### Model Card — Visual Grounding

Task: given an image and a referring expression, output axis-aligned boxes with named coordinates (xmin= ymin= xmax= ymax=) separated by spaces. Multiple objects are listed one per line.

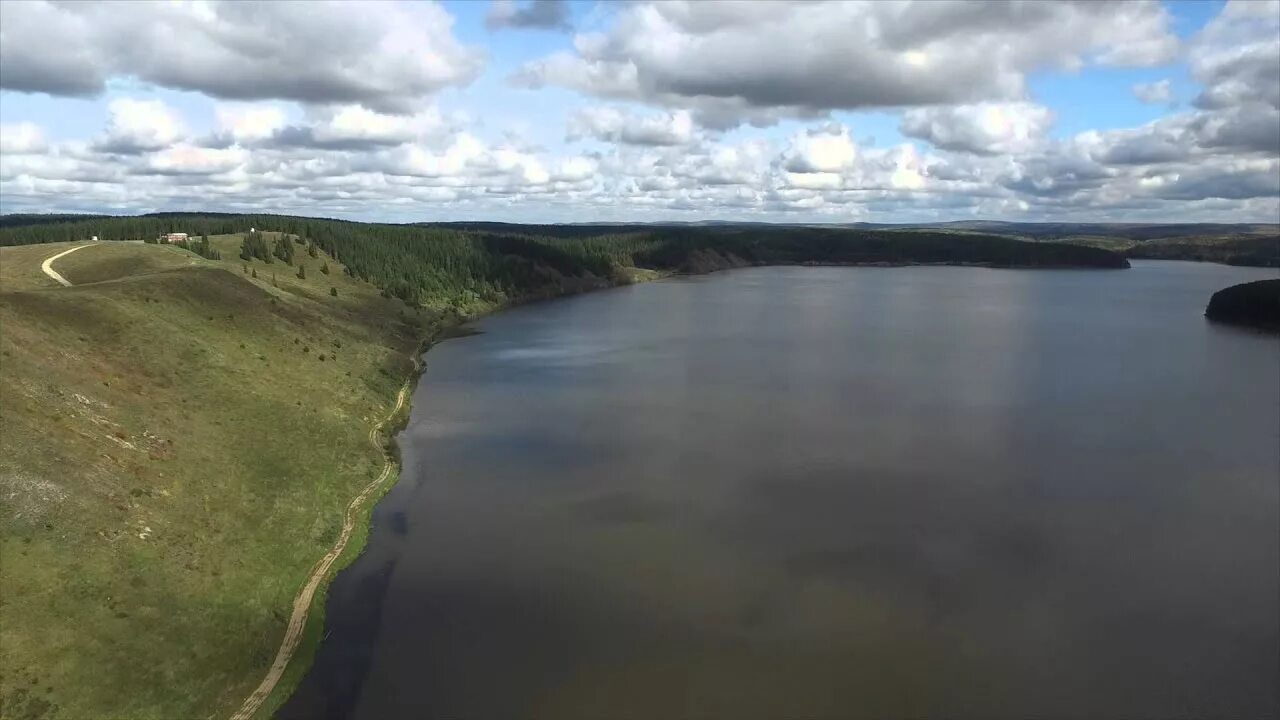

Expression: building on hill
xmin=162 ymin=233 xmax=188 ymax=244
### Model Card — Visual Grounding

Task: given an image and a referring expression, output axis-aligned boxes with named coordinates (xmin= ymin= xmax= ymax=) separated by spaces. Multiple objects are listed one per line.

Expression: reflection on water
xmin=282 ymin=262 xmax=1280 ymax=720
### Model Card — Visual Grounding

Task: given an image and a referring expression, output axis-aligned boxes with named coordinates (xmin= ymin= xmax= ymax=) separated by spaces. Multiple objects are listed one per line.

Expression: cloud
xmin=1133 ymin=79 xmax=1175 ymax=106
xmin=901 ymin=102 xmax=1053 ymax=155
xmin=0 ymin=1 xmax=483 ymax=114
xmin=1189 ymin=0 xmax=1280 ymax=111
xmin=213 ymin=104 xmax=288 ymax=145
xmin=781 ymin=124 xmax=858 ymax=173
xmin=514 ymin=0 xmax=1178 ymax=126
xmin=0 ymin=123 xmax=48 ymax=155
xmin=486 ymin=0 xmax=571 ymax=31
xmin=141 ymin=144 xmax=246 ymax=176
xmin=567 ymin=107 xmax=695 ymax=146
xmin=93 ymin=99 xmax=186 ymax=154
xmin=0 ymin=2 xmax=1275 ymax=224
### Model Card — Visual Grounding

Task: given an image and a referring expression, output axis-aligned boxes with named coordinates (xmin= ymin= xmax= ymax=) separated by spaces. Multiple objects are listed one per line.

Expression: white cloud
xmin=143 ymin=144 xmax=246 ymax=176
xmin=781 ymin=124 xmax=858 ymax=173
xmin=1133 ymin=79 xmax=1175 ymax=106
xmin=0 ymin=1 xmax=482 ymax=113
xmin=515 ymin=0 xmax=1178 ymax=127
xmin=94 ymin=99 xmax=185 ymax=154
xmin=0 ymin=122 xmax=48 ymax=154
xmin=0 ymin=0 xmax=1275 ymax=224
xmin=1189 ymin=0 xmax=1280 ymax=111
xmin=567 ymin=107 xmax=695 ymax=146
xmin=901 ymin=103 xmax=1053 ymax=155
xmin=214 ymin=104 xmax=287 ymax=144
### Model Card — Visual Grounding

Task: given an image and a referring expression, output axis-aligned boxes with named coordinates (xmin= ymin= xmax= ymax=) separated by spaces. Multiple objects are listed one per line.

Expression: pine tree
xmin=240 ymin=232 xmax=271 ymax=263
xmin=297 ymin=264 xmax=307 ymax=280
xmin=251 ymin=268 xmax=258 ymax=279
xmin=272 ymin=236 xmax=294 ymax=265
xmin=330 ymin=287 xmax=338 ymax=297
xmin=320 ymin=261 xmax=330 ymax=275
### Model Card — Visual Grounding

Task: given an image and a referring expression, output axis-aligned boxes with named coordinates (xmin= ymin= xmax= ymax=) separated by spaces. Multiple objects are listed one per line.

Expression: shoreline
xmin=233 ymin=325 xmax=448 ymax=720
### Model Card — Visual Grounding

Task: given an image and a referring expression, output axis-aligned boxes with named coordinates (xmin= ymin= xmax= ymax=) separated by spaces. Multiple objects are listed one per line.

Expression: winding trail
xmin=230 ymin=364 xmax=417 ymax=720
xmin=40 ymin=243 xmax=97 ymax=286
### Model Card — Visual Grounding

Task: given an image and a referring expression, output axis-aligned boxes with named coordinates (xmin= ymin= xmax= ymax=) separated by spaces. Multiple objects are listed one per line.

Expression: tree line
xmin=1 ymin=213 xmax=1129 ymax=310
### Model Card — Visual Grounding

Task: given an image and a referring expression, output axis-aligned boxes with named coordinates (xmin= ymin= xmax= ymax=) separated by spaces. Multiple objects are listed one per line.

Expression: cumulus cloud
xmin=0 ymin=1 xmax=1276 ymax=224
xmin=1133 ymin=79 xmax=1175 ymax=106
xmin=213 ymin=104 xmax=288 ymax=145
xmin=0 ymin=1 xmax=482 ymax=113
xmin=567 ymin=107 xmax=695 ymax=146
xmin=515 ymin=0 xmax=1178 ymax=126
xmin=901 ymin=103 xmax=1053 ymax=155
xmin=1189 ymin=0 xmax=1280 ymax=111
xmin=781 ymin=124 xmax=858 ymax=173
xmin=142 ymin=144 xmax=246 ymax=176
xmin=486 ymin=0 xmax=571 ymax=31
xmin=0 ymin=122 xmax=48 ymax=155
xmin=93 ymin=99 xmax=186 ymax=154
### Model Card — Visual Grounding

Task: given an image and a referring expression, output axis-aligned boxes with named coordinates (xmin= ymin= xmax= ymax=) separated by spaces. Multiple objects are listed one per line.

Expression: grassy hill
xmin=0 ymin=237 xmax=434 ymax=720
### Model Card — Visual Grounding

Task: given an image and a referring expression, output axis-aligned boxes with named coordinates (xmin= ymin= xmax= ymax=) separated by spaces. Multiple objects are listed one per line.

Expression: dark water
xmin=282 ymin=262 xmax=1280 ymax=720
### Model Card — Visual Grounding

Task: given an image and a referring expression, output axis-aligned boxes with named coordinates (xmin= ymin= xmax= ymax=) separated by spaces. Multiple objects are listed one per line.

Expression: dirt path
xmin=229 ymin=365 xmax=417 ymax=720
xmin=40 ymin=243 xmax=98 ymax=286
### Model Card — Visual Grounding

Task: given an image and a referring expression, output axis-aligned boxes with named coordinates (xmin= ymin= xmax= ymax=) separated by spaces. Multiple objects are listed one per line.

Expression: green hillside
xmin=0 ymin=238 xmax=431 ymax=720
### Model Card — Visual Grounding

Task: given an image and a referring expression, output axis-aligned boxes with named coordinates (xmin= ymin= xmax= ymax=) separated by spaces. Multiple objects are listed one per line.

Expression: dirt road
xmin=229 ymin=366 xmax=416 ymax=720
xmin=40 ymin=243 xmax=97 ymax=286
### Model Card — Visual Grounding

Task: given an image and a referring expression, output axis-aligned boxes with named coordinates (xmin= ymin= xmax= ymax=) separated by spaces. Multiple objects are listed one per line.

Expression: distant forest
xmin=0 ymin=213 xmax=1136 ymax=308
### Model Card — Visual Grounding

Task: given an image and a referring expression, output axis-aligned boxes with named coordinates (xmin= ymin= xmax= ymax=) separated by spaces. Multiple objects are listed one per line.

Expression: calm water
xmin=283 ymin=261 xmax=1280 ymax=720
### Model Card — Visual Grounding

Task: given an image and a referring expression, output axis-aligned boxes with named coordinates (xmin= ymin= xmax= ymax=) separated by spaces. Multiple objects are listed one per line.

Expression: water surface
xmin=283 ymin=261 xmax=1279 ymax=719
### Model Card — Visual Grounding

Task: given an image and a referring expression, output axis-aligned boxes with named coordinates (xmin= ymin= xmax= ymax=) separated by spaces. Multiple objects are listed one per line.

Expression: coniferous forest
xmin=0 ymin=212 xmax=1132 ymax=309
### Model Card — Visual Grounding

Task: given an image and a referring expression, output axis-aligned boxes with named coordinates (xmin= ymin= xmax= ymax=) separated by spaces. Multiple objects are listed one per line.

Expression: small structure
xmin=162 ymin=233 xmax=189 ymax=244
xmin=91 ymin=235 xmax=99 ymax=242
xmin=249 ymin=227 xmax=256 ymax=234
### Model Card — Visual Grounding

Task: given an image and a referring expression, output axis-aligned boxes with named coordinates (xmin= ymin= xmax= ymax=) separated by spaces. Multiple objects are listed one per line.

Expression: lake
xmin=282 ymin=261 xmax=1279 ymax=720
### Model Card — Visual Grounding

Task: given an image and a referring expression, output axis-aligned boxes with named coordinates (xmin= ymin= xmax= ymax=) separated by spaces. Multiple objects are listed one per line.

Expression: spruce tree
xmin=297 ymin=264 xmax=306 ymax=280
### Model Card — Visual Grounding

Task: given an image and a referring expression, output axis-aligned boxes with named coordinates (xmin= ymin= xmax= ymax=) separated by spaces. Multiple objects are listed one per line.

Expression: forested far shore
xmin=0 ymin=214 xmax=1134 ymax=312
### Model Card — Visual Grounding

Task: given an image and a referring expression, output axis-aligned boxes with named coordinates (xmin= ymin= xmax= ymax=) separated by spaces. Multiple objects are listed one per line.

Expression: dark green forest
xmin=1204 ymin=279 xmax=1280 ymax=331
xmin=0 ymin=213 xmax=1130 ymax=309
xmin=1128 ymin=236 xmax=1280 ymax=267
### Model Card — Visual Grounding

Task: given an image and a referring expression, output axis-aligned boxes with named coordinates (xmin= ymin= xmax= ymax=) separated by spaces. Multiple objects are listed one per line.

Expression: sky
xmin=0 ymin=0 xmax=1276 ymax=224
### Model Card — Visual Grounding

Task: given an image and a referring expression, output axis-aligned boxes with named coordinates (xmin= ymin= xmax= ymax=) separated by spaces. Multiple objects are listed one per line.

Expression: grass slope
xmin=0 ymin=238 xmax=433 ymax=720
